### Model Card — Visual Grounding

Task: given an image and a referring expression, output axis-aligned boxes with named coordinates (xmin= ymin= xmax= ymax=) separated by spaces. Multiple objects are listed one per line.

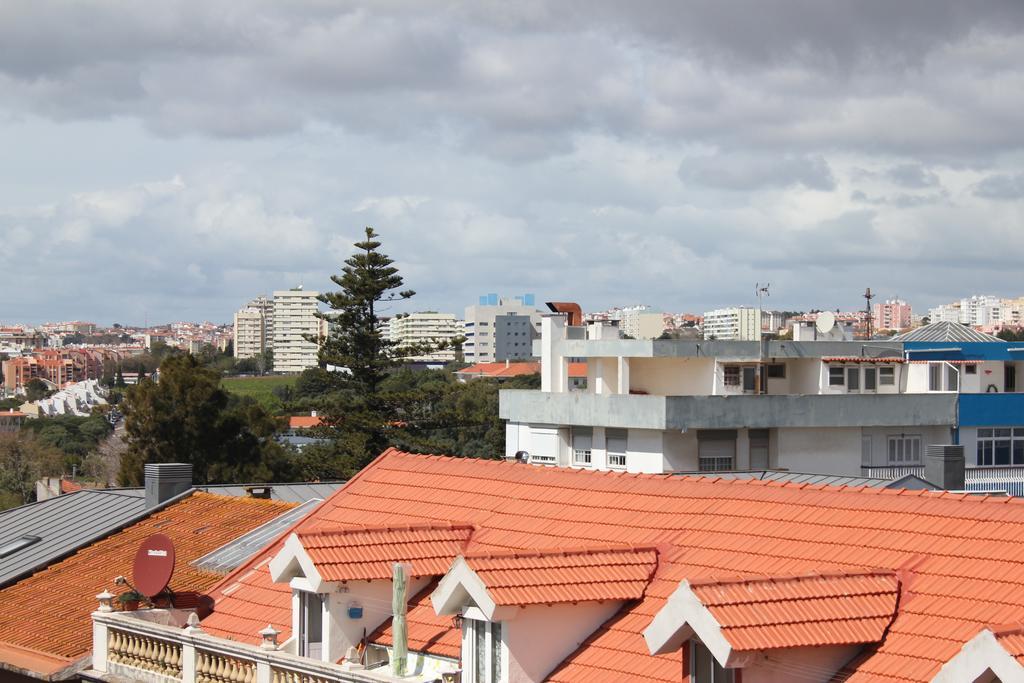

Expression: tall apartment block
xmin=873 ymin=299 xmax=913 ymax=331
xmin=272 ymin=288 xmax=323 ymax=373
xmin=233 ymin=308 xmax=265 ymax=359
xmin=702 ymin=307 xmax=760 ymax=340
xmin=463 ymin=294 xmax=541 ymax=363
xmin=387 ymin=312 xmax=461 ymax=363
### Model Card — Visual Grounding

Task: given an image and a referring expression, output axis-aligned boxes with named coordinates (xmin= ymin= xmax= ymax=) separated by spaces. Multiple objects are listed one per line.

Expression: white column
xmin=91 ymin=616 xmax=108 ymax=673
xmin=592 ymin=427 xmax=608 ymax=470
xmin=181 ymin=643 xmax=197 ymax=682
xmin=256 ymin=661 xmax=272 ymax=683
xmin=617 ymin=357 xmax=630 ymax=395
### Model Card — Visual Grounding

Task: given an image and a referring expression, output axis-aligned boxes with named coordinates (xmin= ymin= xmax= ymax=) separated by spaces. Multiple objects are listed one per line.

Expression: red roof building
xmin=83 ymin=448 xmax=1023 ymax=683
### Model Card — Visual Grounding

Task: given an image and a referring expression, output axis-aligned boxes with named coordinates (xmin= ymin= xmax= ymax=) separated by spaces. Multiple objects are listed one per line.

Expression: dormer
xmin=268 ymin=522 xmax=474 ymax=662
xmin=644 ymin=570 xmax=901 ymax=682
xmin=432 ymin=546 xmax=658 ymax=683
xmin=933 ymin=624 xmax=1024 ymax=682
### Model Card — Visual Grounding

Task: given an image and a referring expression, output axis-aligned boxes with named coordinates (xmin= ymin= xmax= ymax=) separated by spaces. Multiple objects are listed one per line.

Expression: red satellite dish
xmin=133 ymin=534 xmax=176 ymax=598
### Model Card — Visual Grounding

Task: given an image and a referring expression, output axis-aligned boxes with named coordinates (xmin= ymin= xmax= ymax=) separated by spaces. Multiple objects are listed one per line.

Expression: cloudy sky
xmin=2 ymin=1 xmax=1023 ymax=325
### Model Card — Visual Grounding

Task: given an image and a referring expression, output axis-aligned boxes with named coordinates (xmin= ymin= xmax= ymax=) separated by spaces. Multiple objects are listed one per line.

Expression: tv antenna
xmin=863 ymin=287 xmax=875 ymax=339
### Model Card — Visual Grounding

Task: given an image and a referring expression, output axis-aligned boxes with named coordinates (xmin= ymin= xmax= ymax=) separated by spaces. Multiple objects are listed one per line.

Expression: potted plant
xmin=117 ymin=590 xmax=144 ymax=611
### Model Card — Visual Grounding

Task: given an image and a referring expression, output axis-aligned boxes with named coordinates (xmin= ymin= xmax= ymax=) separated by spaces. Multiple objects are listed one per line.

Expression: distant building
xmin=702 ymin=307 xmax=759 ymax=340
xmin=760 ymin=310 xmax=791 ymax=334
xmin=272 ymin=288 xmax=324 ymax=373
xmin=463 ymin=294 xmax=541 ymax=363
xmin=233 ymin=307 xmax=266 ymax=360
xmin=873 ymin=299 xmax=913 ymax=331
xmin=387 ymin=312 xmax=461 ymax=363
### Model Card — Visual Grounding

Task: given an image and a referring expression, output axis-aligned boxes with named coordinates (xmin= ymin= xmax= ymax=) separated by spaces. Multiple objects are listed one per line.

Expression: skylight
xmin=0 ymin=535 xmax=42 ymax=558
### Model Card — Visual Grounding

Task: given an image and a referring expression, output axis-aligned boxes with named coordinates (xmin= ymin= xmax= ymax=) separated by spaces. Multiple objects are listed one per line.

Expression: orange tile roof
xmin=60 ymin=479 xmax=83 ymax=494
xmin=689 ymin=570 xmax=900 ymax=652
xmin=457 ymin=361 xmax=541 ymax=377
xmin=298 ymin=522 xmax=474 ymax=582
xmin=370 ymin=581 xmax=461 ymax=659
xmin=0 ymin=492 xmax=294 ymax=674
xmin=288 ymin=415 xmax=322 ymax=429
xmin=204 ymin=449 xmax=1024 ymax=682
xmin=464 ymin=546 xmax=658 ymax=607
xmin=994 ymin=624 xmax=1024 ymax=665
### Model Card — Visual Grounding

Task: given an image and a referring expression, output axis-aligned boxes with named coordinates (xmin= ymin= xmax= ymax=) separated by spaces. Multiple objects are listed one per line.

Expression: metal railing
xmin=865 ymin=465 xmax=1024 ymax=496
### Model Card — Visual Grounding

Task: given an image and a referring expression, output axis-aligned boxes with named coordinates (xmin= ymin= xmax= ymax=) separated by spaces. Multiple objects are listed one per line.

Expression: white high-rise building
xmin=272 ymin=288 xmax=323 ymax=373
xmin=233 ymin=307 xmax=265 ymax=360
xmin=387 ymin=312 xmax=461 ymax=363
xmin=702 ymin=307 xmax=760 ymax=341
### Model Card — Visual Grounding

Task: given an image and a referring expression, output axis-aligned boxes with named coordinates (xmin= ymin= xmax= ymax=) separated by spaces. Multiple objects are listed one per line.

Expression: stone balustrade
xmin=108 ymin=628 xmax=183 ymax=679
xmin=196 ymin=651 xmax=258 ymax=683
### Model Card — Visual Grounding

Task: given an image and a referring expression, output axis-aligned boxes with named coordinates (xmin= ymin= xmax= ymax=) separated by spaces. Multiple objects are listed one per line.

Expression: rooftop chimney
xmin=145 ymin=463 xmax=193 ymax=508
xmin=924 ymin=445 xmax=965 ymax=491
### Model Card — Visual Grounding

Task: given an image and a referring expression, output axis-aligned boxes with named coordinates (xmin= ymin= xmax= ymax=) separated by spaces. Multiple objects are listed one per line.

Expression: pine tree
xmin=311 ymin=228 xmax=444 ymax=475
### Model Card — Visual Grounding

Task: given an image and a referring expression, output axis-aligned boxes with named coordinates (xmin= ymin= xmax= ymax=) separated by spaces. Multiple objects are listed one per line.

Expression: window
xmin=465 ymin=620 xmax=504 ymax=683
xmin=887 ymin=435 xmax=922 ymax=464
xmin=828 ymin=366 xmax=845 ymax=386
xmin=698 ymin=431 xmax=736 ymax=472
xmin=977 ymin=428 xmax=1024 ymax=466
xmin=298 ymin=592 xmax=324 ymax=659
xmin=572 ymin=427 xmax=592 ymax=466
xmin=880 ymin=367 xmax=895 ymax=386
xmin=766 ymin=363 xmax=786 ymax=379
xmin=691 ymin=640 xmax=733 ymax=683
xmin=607 ymin=428 xmax=627 ymax=469
xmin=847 ymin=367 xmax=860 ymax=391
xmin=0 ymin=535 xmax=41 ymax=558
xmin=947 ymin=365 xmax=959 ymax=392
xmin=965 ymin=364 xmax=978 ymax=375
xmin=742 ymin=367 xmax=756 ymax=392
xmin=723 ymin=366 xmax=740 ymax=387
xmin=749 ymin=429 xmax=769 ymax=469
xmin=929 ymin=363 xmax=942 ymax=391
xmin=864 ymin=367 xmax=877 ymax=391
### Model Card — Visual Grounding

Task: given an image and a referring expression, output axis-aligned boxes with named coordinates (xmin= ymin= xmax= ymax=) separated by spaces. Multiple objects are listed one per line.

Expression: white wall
xmin=628 ymin=358 xmax=715 ymax=396
xmin=324 ymin=578 xmax=430 ymax=663
xmin=776 ymin=428 xmax=863 ymax=475
xmin=743 ymin=644 xmax=861 ymax=683
xmin=860 ymin=425 xmax=952 ymax=468
xmin=663 ymin=430 xmax=699 ymax=471
xmin=627 ymin=428 xmax=666 ymax=473
xmin=506 ymin=601 xmax=623 ymax=683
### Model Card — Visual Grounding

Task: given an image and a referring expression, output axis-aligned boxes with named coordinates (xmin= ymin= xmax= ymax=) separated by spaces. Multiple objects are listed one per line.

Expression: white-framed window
xmin=698 ymin=431 xmax=736 ymax=472
xmin=298 ymin=591 xmax=324 ymax=660
xmin=887 ymin=435 xmax=922 ymax=464
xmin=965 ymin=364 xmax=978 ymax=375
xmin=464 ymin=619 xmax=506 ymax=683
xmin=828 ymin=366 xmax=845 ymax=386
xmin=976 ymin=428 xmax=1024 ymax=466
xmin=879 ymin=366 xmax=895 ymax=386
xmin=864 ymin=367 xmax=877 ymax=391
xmin=847 ymin=367 xmax=860 ymax=391
xmin=607 ymin=428 xmax=627 ymax=469
xmin=691 ymin=640 xmax=733 ymax=683
xmin=723 ymin=366 xmax=740 ymax=387
xmin=928 ymin=363 xmax=942 ymax=391
xmin=572 ymin=427 xmax=592 ymax=466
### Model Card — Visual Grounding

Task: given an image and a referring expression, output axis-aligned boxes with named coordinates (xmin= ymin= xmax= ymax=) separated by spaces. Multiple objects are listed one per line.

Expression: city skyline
xmin=2 ymin=2 xmax=1023 ymax=323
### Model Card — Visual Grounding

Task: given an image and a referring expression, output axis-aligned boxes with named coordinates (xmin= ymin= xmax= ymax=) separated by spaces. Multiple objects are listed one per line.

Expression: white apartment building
xmin=233 ymin=307 xmax=265 ymax=359
xmin=272 ymin=288 xmax=323 ymax=373
xmin=463 ymin=296 xmax=542 ymax=363
xmin=619 ymin=306 xmax=666 ymax=340
xmin=500 ymin=315 xmax=972 ymax=477
xmin=387 ymin=312 xmax=461 ymax=363
xmin=702 ymin=307 xmax=760 ymax=340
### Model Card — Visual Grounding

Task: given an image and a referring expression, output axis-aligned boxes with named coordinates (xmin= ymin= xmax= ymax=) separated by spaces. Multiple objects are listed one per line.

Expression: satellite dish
xmin=815 ymin=311 xmax=836 ymax=335
xmin=133 ymin=534 xmax=176 ymax=598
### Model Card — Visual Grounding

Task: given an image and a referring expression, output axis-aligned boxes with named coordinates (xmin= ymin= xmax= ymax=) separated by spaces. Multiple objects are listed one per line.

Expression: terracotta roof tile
xmin=298 ymin=522 xmax=474 ymax=581
xmin=0 ymin=492 xmax=295 ymax=673
xmin=464 ymin=546 xmax=658 ymax=606
xmin=203 ymin=449 xmax=1024 ymax=682
xmin=689 ymin=570 xmax=901 ymax=651
xmin=288 ymin=415 xmax=323 ymax=429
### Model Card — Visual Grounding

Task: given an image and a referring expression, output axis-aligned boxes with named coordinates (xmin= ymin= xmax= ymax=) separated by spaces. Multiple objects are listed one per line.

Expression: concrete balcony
xmin=499 ymin=390 xmax=958 ymax=430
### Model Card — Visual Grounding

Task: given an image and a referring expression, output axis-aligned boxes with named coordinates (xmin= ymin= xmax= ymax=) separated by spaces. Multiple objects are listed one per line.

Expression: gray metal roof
xmin=0 ymin=488 xmax=148 ymax=587
xmin=675 ymin=470 xmax=936 ymax=490
xmin=892 ymin=321 xmax=1003 ymax=343
xmin=191 ymin=498 xmax=324 ymax=574
xmin=198 ymin=481 xmax=345 ymax=503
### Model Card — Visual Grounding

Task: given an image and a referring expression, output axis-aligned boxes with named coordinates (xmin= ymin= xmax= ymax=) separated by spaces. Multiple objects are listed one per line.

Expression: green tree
xmin=0 ymin=432 xmax=63 ymax=509
xmin=25 ymin=378 xmax=51 ymax=402
xmin=118 ymin=354 xmax=296 ymax=485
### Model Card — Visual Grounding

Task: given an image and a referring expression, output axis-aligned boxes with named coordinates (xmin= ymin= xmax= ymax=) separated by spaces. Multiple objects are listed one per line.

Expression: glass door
xmin=299 ymin=592 xmax=324 ymax=660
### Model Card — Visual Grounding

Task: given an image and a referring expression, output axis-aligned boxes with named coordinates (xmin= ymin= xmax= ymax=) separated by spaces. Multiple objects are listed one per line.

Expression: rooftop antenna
xmin=864 ymin=287 xmax=875 ymax=339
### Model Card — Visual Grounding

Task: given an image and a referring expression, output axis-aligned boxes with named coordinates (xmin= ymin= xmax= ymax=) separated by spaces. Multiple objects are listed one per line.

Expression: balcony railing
xmin=865 ymin=465 xmax=1024 ymax=496
xmin=88 ymin=610 xmax=424 ymax=683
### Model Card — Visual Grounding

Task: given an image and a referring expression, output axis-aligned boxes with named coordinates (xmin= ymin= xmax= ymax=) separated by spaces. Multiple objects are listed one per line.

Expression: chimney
xmin=145 ymin=463 xmax=193 ymax=508
xmin=924 ymin=445 xmax=965 ymax=491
